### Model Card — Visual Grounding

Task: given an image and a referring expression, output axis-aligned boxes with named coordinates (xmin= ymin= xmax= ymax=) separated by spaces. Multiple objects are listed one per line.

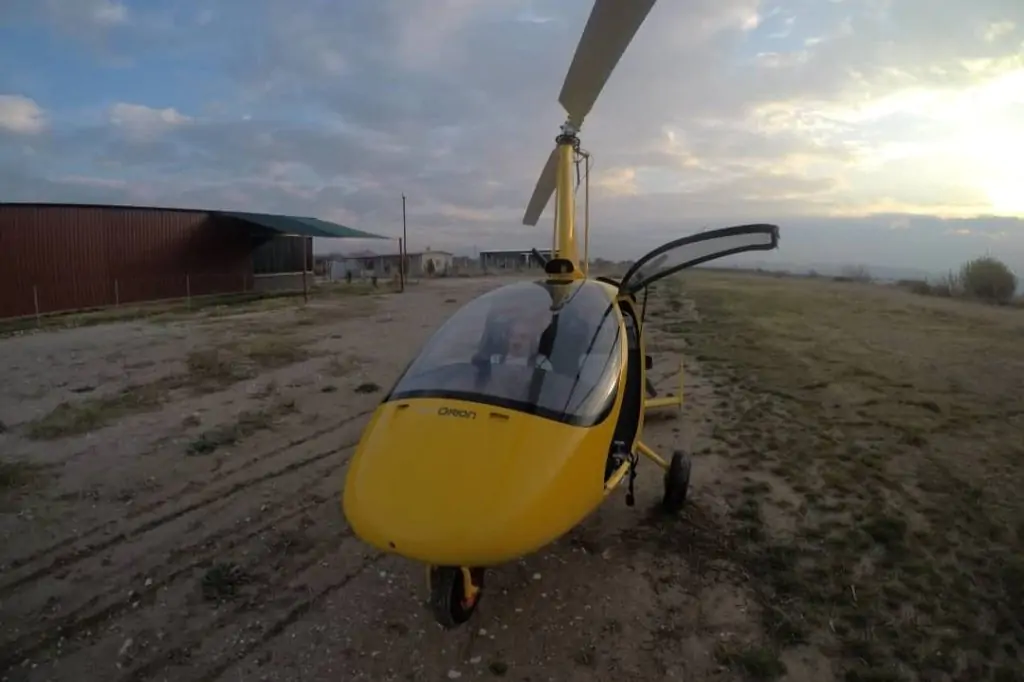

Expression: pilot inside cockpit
xmin=390 ymin=281 xmax=621 ymax=419
xmin=478 ymin=306 xmax=553 ymax=371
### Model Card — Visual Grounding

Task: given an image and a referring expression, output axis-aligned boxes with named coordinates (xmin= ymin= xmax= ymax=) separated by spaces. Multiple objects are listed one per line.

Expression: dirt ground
xmin=1 ymin=272 xmax=1022 ymax=682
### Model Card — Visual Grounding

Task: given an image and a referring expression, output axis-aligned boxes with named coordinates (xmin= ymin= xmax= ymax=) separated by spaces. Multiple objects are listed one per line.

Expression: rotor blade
xmin=559 ymin=0 xmax=658 ymax=126
xmin=522 ymin=147 xmax=559 ymax=226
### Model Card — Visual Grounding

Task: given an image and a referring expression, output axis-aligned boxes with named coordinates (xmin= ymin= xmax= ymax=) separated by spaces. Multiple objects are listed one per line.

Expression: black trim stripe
xmin=621 ymin=223 xmax=780 ymax=295
xmin=383 ymin=388 xmax=616 ymax=428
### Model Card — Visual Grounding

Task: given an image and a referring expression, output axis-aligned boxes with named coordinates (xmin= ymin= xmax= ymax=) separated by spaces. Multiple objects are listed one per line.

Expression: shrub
xmin=959 ymin=256 xmax=1018 ymax=304
xmin=898 ymin=279 xmax=933 ymax=296
xmin=839 ymin=265 xmax=872 ymax=282
xmin=925 ymin=271 xmax=959 ymax=297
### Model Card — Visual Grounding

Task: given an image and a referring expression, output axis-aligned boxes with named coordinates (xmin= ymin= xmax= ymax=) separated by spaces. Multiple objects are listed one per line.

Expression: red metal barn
xmin=0 ymin=203 xmax=385 ymax=320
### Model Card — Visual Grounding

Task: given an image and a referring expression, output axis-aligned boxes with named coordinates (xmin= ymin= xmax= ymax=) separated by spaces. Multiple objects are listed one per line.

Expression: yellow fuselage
xmin=343 ymin=392 xmax=620 ymax=565
xmin=343 ymin=284 xmax=627 ymax=566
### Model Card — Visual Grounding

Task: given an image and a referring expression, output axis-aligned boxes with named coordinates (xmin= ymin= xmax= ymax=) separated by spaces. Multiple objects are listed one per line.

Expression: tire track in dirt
xmin=118 ymin=543 xmax=384 ymax=682
xmin=4 ymin=433 xmax=369 ymax=679
xmin=189 ymin=553 xmax=384 ymax=682
xmin=2 ymin=280 xmax=503 ymax=682
xmin=0 ymin=414 xmax=371 ymax=597
xmin=0 ymin=490 xmax=336 ymax=669
xmin=16 ymin=524 xmax=360 ymax=681
xmin=3 ymin=410 xmax=374 ymax=575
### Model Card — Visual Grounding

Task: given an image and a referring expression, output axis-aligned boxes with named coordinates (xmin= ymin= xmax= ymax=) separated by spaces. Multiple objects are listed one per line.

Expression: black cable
xmin=639 ymin=287 xmax=650 ymax=329
xmin=557 ymin=304 xmax=619 ymax=415
xmin=574 ymin=149 xmax=593 ymax=196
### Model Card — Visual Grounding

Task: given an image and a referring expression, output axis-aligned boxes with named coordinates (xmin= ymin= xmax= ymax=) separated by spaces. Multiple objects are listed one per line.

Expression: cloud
xmin=982 ymin=20 xmax=1016 ymax=42
xmin=90 ymin=0 xmax=128 ymax=26
xmin=108 ymin=103 xmax=192 ymax=140
xmin=0 ymin=0 xmax=1022 ymax=271
xmin=0 ymin=95 xmax=47 ymax=135
xmin=594 ymin=168 xmax=639 ymax=197
xmin=35 ymin=0 xmax=130 ymax=29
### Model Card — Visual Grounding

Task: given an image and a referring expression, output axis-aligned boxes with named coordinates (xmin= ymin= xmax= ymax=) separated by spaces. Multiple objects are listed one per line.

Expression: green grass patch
xmin=0 ymin=458 xmax=44 ymax=490
xmin=652 ymin=271 xmax=1024 ymax=680
xmin=715 ymin=642 xmax=787 ymax=681
xmin=24 ymin=337 xmax=310 ymax=440
xmin=186 ymin=399 xmax=297 ymax=456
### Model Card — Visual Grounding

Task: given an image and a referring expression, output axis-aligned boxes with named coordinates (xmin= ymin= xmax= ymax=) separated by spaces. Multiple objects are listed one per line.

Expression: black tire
xmin=429 ymin=566 xmax=484 ymax=629
xmin=662 ymin=450 xmax=691 ymax=513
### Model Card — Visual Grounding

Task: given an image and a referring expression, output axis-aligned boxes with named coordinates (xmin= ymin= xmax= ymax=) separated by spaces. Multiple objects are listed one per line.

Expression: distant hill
xmin=699 ymin=259 xmax=942 ymax=283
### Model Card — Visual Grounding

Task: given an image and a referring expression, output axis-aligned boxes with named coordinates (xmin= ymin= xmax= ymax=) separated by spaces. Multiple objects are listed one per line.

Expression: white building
xmin=328 ymin=248 xmax=454 ymax=279
xmin=479 ymin=248 xmax=553 ymax=271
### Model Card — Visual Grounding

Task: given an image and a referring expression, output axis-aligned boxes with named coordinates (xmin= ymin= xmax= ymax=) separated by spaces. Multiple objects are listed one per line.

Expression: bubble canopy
xmin=386 ymin=280 xmax=622 ymax=427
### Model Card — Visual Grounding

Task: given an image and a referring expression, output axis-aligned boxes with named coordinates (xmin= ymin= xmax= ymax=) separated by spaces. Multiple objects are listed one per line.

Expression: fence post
xmin=302 ymin=236 xmax=309 ymax=304
xmin=398 ymin=238 xmax=405 ymax=293
xmin=114 ymin=279 xmax=120 ymax=307
xmin=186 ymin=274 xmax=192 ymax=310
xmin=33 ymin=285 xmax=40 ymax=327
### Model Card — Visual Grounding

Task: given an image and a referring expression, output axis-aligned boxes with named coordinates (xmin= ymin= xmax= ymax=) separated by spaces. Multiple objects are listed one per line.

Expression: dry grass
xmin=0 ymin=280 xmax=393 ymax=337
xmin=237 ymin=337 xmax=310 ymax=370
xmin=24 ymin=337 xmax=312 ymax=440
xmin=186 ymin=398 xmax=297 ymax=456
xmin=651 ymin=271 xmax=1024 ymax=681
xmin=0 ymin=458 xmax=42 ymax=490
xmin=714 ymin=641 xmax=788 ymax=680
xmin=24 ymin=382 xmax=175 ymax=440
xmin=0 ymin=291 xmax=286 ymax=337
xmin=324 ymin=354 xmax=361 ymax=378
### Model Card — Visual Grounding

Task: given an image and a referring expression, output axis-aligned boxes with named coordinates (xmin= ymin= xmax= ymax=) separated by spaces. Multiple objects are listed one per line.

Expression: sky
xmin=0 ymin=0 xmax=1022 ymax=275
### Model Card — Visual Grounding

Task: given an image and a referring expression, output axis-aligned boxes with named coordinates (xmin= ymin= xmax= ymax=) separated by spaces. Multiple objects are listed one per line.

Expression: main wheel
xmin=662 ymin=450 xmax=691 ymax=513
xmin=429 ymin=566 xmax=484 ymax=629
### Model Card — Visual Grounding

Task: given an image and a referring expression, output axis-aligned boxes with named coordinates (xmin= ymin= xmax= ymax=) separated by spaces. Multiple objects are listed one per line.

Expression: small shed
xmin=479 ymin=248 xmax=553 ymax=271
xmin=331 ymin=247 xmax=454 ymax=279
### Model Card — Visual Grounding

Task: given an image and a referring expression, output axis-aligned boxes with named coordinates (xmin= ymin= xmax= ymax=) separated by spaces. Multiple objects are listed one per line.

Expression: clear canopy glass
xmin=388 ymin=280 xmax=622 ymax=426
xmin=621 ymin=223 xmax=780 ymax=293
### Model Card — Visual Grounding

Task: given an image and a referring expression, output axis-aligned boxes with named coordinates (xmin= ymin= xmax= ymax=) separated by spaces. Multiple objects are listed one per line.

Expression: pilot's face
xmin=507 ymin=319 xmax=534 ymax=358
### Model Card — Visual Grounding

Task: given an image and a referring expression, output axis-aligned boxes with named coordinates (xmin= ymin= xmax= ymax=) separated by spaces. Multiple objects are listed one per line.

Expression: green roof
xmin=215 ymin=210 xmax=388 ymax=239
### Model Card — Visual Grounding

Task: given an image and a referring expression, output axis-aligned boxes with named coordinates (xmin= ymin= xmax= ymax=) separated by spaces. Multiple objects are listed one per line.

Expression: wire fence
xmin=0 ymin=272 xmax=278 ymax=322
xmin=0 ymin=264 xmax=556 ymax=328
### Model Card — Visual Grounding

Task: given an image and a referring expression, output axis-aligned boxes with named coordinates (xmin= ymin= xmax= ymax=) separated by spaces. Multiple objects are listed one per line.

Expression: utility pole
xmin=398 ymin=238 xmax=405 ymax=292
xmin=401 ymin=194 xmax=408 ymax=288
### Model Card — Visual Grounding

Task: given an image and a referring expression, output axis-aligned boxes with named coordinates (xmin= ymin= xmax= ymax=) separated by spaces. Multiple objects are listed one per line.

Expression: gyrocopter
xmin=342 ymin=0 xmax=781 ymax=628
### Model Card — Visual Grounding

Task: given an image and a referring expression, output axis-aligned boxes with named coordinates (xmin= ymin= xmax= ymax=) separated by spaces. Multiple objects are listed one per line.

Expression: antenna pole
xmin=402 ymin=194 xmax=408 ymax=286
xmin=398 ymin=238 xmax=405 ymax=292
xmin=584 ymin=152 xmax=590 ymax=277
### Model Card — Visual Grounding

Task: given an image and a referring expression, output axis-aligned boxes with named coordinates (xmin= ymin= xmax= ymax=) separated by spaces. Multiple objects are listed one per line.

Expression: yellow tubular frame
xmin=636 ymin=441 xmax=669 ymax=471
xmin=645 ymin=359 xmax=684 ymax=410
xmin=603 ymin=458 xmax=631 ymax=492
xmin=554 ymin=141 xmax=582 ymax=278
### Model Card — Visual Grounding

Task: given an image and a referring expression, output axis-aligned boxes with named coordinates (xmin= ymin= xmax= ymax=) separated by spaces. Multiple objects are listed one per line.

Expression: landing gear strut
xmin=427 ymin=566 xmax=485 ymax=628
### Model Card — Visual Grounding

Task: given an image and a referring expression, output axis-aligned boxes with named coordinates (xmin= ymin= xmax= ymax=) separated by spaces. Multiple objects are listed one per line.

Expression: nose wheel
xmin=428 ymin=566 xmax=485 ymax=628
xmin=662 ymin=450 xmax=691 ymax=513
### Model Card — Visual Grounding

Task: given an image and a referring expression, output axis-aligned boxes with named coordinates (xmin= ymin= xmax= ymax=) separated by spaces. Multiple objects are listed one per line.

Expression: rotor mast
xmin=554 ymin=122 xmax=581 ymax=277
xmin=520 ymin=0 xmax=658 ymax=280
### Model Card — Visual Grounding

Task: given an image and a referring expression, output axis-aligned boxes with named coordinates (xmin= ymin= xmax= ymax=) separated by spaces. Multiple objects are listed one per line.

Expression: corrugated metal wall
xmin=0 ymin=205 xmax=256 ymax=319
xmin=251 ymin=233 xmax=312 ymax=275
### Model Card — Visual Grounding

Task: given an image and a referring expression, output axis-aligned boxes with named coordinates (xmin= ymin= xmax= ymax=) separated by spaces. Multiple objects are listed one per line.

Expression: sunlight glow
xmin=743 ymin=62 xmax=1024 ymax=217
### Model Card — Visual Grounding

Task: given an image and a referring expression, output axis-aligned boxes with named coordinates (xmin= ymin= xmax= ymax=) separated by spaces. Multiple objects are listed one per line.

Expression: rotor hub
xmin=521 ymin=0 xmax=658 ymax=227
xmin=556 ymin=120 xmax=581 ymax=149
